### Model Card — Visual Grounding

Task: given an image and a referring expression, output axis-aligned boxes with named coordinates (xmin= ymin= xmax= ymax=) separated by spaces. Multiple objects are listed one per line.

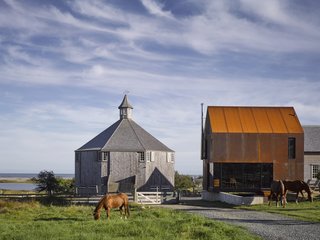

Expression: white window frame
xmin=99 ymin=151 xmax=109 ymax=162
xmin=138 ymin=152 xmax=145 ymax=163
xmin=150 ymin=151 xmax=155 ymax=162
xmin=311 ymin=164 xmax=320 ymax=179
xmin=167 ymin=152 xmax=174 ymax=163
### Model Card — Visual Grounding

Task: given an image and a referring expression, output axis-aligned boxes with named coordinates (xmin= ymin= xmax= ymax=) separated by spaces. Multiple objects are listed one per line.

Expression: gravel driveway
xmin=161 ymin=200 xmax=320 ymax=240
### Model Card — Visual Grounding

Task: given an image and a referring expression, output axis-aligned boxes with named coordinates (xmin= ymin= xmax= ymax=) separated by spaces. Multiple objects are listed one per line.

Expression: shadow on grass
xmin=178 ymin=199 xmax=235 ymax=208
xmin=34 ymin=217 xmax=83 ymax=221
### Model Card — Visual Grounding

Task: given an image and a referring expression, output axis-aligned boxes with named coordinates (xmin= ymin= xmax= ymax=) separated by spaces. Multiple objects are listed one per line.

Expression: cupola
xmin=118 ymin=94 xmax=133 ymax=119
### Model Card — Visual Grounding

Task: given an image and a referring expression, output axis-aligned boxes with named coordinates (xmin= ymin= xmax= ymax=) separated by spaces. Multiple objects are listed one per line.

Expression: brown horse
xmin=268 ymin=180 xmax=286 ymax=208
xmin=93 ymin=193 xmax=130 ymax=220
xmin=283 ymin=180 xmax=313 ymax=203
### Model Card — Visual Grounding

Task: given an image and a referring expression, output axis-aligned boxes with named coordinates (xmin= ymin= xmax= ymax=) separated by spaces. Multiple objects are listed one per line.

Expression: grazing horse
xmin=93 ymin=193 xmax=130 ymax=220
xmin=283 ymin=180 xmax=313 ymax=203
xmin=268 ymin=180 xmax=286 ymax=208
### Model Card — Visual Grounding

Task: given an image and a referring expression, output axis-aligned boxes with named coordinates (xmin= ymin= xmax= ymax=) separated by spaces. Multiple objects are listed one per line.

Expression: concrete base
xmin=202 ymin=191 xmax=268 ymax=205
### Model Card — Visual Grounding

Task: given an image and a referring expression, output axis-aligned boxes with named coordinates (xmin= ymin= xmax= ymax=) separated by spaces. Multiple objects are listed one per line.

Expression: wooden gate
xmin=136 ymin=191 xmax=161 ymax=204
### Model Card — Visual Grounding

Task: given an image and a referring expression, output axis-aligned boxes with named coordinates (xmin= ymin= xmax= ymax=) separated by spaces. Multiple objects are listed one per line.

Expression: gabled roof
xmin=303 ymin=126 xmax=320 ymax=152
xmin=207 ymin=106 xmax=303 ymax=133
xmin=77 ymin=119 xmax=173 ymax=152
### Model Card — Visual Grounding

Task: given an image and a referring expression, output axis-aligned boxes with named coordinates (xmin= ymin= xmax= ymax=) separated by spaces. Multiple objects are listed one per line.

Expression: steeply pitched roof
xmin=207 ymin=106 xmax=303 ymax=133
xmin=77 ymin=119 xmax=173 ymax=152
xmin=304 ymin=126 xmax=320 ymax=152
xmin=118 ymin=95 xmax=133 ymax=109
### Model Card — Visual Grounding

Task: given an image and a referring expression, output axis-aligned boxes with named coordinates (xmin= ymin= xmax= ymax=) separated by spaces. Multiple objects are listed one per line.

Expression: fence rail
xmin=0 ymin=191 xmax=178 ymax=205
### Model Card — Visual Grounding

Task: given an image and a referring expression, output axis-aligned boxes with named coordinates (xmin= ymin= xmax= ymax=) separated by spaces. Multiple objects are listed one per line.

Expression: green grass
xmin=238 ymin=199 xmax=320 ymax=222
xmin=0 ymin=200 xmax=260 ymax=240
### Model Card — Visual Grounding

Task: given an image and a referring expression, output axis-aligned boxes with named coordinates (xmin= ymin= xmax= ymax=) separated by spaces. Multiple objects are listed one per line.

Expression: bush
xmin=174 ymin=171 xmax=194 ymax=190
xmin=32 ymin=170 xmax=75 ymax=196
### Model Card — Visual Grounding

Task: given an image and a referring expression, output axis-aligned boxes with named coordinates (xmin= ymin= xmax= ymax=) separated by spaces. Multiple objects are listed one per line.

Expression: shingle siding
xmin=304 ymin=126 xmax=320 ymax=152
xmin=75 ymin=95 xmax=175 ymax=195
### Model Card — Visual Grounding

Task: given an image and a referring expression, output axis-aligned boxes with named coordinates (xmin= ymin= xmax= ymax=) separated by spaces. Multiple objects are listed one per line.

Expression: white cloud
xmin=140 ymin=0 xmax=173 ymax=18
xmin=1 ymin=0 xmax=320 ymax=174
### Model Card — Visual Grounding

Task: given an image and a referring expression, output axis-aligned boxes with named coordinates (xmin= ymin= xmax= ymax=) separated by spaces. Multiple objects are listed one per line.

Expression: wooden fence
xmin=0 ymin=191 xmax=178 ymax=205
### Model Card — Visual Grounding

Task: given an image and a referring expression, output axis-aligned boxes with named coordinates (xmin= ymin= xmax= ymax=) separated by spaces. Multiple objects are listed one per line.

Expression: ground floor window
xmin=212 ymin=163 xmax=273 ymax=191
xmin=311 ymin=164 xmax=320 ymax=179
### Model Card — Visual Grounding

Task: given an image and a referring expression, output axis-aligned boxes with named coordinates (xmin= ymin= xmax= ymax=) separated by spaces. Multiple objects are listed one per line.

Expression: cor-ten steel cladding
xmin=203 ymin=106 xmax=304 ymax=191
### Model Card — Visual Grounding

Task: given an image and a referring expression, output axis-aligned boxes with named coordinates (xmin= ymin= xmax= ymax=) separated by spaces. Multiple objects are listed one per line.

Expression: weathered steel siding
xmin=209 ymin=133 xmax=304 ymax=180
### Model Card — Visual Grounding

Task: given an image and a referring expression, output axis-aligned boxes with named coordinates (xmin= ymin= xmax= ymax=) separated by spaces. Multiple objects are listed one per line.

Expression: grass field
xmin=238 ymin=199 xmax=320 ymax=222
xmin=0 ymin=200 xmax=260 ymax=240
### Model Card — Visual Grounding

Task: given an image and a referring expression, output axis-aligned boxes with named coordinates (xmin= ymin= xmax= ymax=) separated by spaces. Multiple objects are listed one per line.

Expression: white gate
xmin=136 ymin=191 xmax=161 ymax=204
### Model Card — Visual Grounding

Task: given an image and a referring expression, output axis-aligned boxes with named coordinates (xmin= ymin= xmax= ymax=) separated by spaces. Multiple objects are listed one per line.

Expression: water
xmin=0 ymin=183 xmax=37 ymax=191
xmin=0 ymin=173 xmax=74 ymax=179
xmin=0 ymin=173 xmax=74 ymax=191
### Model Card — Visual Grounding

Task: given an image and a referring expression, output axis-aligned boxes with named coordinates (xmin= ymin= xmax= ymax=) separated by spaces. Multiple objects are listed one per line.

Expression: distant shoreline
xmin=0 ymin=173 xmax=74 ymax=183
xmin=0 ymin=178 xmax=35 ymax=183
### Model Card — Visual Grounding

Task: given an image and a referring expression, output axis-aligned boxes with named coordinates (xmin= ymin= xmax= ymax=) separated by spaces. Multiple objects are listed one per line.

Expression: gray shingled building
xmin=75 ymin=95 xmax=175 ymax=196
xmin=303 ymin=126 xmax=320 ymax=182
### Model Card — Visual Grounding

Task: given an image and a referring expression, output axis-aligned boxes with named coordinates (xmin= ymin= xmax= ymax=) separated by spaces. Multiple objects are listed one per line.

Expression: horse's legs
xmin=123 ymin=203 xmax=129 ymax=218
xmin=125 ymin=204 xmax=130 ymax=218
xmin=119 ymin=205 xmax=124 ymax=219
xmin=281 ymin=193 xmax=286 ymax=208
xmin=276 ymin=194 xmax=279 ymax=207
xmin=107 ymin=207 xmax=110 ymax=220
xmin=268 ymin=191 xmax=273 ymax=206
xmin=295 ymin=192 xmax=299 ymax=204
xmin=300 ymin=191 xmax=304 ymax=201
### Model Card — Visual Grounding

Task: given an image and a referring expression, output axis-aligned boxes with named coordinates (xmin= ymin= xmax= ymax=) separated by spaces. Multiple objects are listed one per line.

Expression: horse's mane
xmin=94 ymin=195 xmax=107 ymax=213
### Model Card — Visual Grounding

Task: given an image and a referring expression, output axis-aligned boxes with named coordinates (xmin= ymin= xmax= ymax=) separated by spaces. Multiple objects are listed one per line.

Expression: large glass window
xmin=213 ymin=163 xmax=273 ymax=191
xmin=288 ymin=137 xmax=296 ymax=159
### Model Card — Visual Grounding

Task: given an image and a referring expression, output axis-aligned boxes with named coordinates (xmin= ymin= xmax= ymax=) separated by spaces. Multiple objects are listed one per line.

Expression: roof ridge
xmin=127 ymin=119 xmax=146 ymax=151
xmin=102 ymin=120 xmax=122 ymax=150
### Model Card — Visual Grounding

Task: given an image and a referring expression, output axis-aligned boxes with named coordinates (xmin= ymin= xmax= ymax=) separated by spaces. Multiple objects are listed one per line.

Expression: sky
xmin=0 ymin=0 xmax=320 ymax=175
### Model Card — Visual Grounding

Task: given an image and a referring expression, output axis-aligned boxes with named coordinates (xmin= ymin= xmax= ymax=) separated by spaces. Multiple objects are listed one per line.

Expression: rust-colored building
xmin=202 ymin=106 xmax=304 ymax=192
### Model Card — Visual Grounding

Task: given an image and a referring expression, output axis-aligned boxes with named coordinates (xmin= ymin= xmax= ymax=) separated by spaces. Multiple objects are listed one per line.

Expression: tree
xmin=174 ymin=171 xmax=194 ymax=190
xmin=32 ymin=170 xmax=60 ymax=196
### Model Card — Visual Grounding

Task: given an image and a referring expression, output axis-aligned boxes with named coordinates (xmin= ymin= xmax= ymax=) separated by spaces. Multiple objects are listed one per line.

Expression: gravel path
xmin=161 ymin=202 xmax=320 ymax=240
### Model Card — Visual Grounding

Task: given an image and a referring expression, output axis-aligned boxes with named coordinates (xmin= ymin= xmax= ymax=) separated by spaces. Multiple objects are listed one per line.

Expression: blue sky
xmin=0 ymin=0 xmax=320 ymax=174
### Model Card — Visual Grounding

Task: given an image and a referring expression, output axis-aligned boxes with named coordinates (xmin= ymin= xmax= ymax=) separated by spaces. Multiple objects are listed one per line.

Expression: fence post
xmin=156 ymin=186 xmax=159 ymax=204
xmin=133 ymin=187 xmax=137 ymax=203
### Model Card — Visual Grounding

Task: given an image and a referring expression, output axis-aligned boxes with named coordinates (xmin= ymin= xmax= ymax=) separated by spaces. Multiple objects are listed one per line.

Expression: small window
xmin=138 ymin=152 xmax=145 ymax=162
xmin=288 ymin=138 xmax=296 ymax=159
xmin=167 ymin=152 xmax=174 ymax=163
xmin=99 ymin=151 xmax=109 ymax=161
xmin=311 ymin=165 xmax=320 ymax=179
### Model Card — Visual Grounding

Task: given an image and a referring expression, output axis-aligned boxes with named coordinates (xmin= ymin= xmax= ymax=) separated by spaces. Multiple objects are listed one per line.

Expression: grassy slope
xmin=0 ymin=201 xmax=260 ymax=240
